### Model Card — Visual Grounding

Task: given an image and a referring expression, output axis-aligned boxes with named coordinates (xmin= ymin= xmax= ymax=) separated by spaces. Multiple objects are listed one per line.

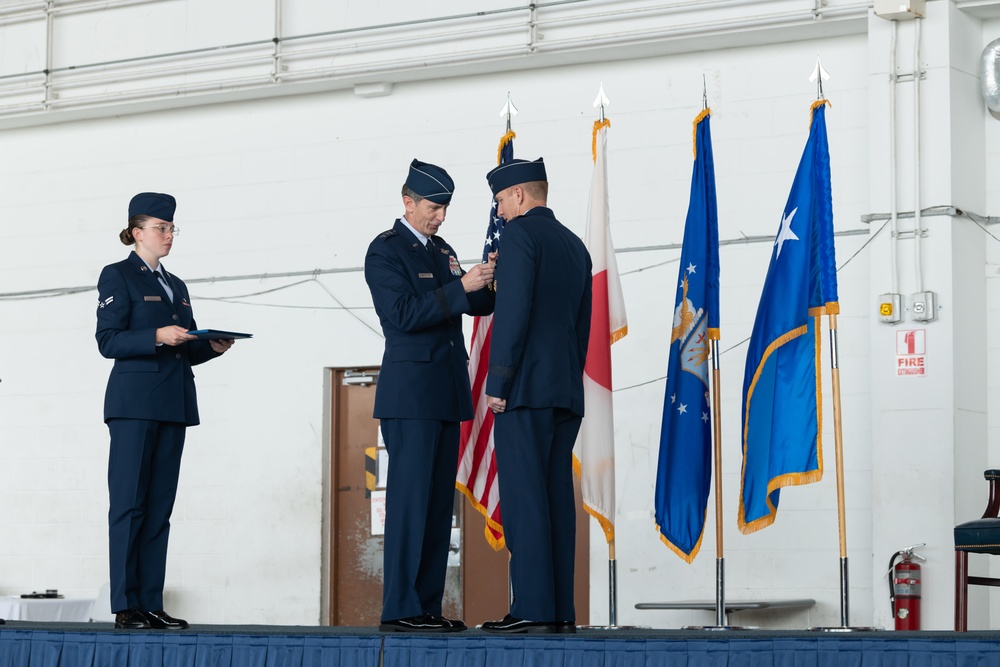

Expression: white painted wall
xmin=0 ymin=0 xmax=998 ymax=630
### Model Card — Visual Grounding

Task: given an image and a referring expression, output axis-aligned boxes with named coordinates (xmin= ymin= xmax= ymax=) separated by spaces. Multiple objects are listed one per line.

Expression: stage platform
xmin=2 ymin=621 xmax=999 ymax=666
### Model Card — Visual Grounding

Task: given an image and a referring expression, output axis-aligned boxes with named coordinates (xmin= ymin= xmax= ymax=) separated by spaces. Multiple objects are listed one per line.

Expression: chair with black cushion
xmin=954 ymin=469 xmax=1000 ymax=631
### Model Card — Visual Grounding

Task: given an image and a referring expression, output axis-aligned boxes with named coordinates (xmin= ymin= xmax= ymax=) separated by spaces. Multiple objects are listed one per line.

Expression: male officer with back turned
xmin=481 ymin=158 xmax=592 ymax=634
xmin=365 ymin=159 xmax=495 ymax=632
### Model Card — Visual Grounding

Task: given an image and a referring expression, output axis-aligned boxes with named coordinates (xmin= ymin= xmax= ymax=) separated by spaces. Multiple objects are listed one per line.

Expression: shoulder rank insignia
xmin=377 ymin=229 xmax=398 ymax=240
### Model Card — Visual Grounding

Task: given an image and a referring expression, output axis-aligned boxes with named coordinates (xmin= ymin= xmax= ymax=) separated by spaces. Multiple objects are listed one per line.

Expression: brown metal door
xmin=327 ymin=367 xmax=588 ymax=627
xmin=328 ymin=369 xmax=383 ymax=626
xmin=327 ymin=368 xmax=465 ymax=625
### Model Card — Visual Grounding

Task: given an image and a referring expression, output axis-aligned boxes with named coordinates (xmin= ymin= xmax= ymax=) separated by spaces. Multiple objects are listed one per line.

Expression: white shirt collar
xmin=139 ymin=257 xmax=165 ymax=277
xmin=400 ymin=216 xmax=431 ymax=246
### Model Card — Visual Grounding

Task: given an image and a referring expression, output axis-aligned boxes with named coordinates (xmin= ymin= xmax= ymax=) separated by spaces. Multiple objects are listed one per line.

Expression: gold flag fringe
xmin=497 ymin=130 xmax=516 ymax=166
xmin=737 ymin=317 xmax=826 ymax=534
xmin=572 ymin=454 xmax=615 ymax=543
xmin=591 ymin=118 xmax=611 ymax=163
xmin=809 ymin=99 xmax=831 ymax=128
xmin=657 ymin=522 xmax=706 ymax=564
xmin=692 ymin=108 xmax=711 ymax=159
xmin=456 ymin=481 xmax=506 ymax=551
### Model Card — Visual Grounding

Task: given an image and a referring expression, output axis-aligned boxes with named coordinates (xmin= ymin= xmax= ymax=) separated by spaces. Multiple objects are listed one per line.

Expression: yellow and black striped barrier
xmin=365 ymin=446 xmax=377 ymax=498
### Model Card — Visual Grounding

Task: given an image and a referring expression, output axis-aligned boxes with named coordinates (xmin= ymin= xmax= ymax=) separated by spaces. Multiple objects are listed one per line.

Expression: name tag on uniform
xmin=144 ymin=296 xmax=162 ymax=301
xmin=418 ymin=272 xmax=434 ymax=279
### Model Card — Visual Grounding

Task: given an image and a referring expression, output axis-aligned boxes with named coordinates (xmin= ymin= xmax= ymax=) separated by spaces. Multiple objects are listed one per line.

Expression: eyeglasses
xmin=140 ymin=224 xmax=179 ymax=236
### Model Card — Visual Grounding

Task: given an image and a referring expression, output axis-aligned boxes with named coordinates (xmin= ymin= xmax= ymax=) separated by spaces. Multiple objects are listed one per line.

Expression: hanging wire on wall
xmin=0 ymin=229 xmax=872 ymax=303
xmin=0 ymin=214 xmax=975 ymax=392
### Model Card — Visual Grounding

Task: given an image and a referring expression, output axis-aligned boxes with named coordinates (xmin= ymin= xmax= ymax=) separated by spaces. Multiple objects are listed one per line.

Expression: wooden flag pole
xmin=686 ymin=338 xmax=750 ymax=630
xmin=699 ymin=78 xmax=727 ymax=629
xmin=828 ymin=312 xmax=851 ymax=627
xmin=809 ymin=311 xmax=876 ymax=632
xmin=711 ymin=339 xmax=726 ymax=628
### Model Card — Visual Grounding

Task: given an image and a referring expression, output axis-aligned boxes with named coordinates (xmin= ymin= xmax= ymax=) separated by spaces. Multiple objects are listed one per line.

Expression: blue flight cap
xmin=128 ymin=192 xmax=176 ymax=222
xmin=487 ymin=158 xmax=547 ymax=196
xmin=405 ymin=159 xmax=454 ymax=205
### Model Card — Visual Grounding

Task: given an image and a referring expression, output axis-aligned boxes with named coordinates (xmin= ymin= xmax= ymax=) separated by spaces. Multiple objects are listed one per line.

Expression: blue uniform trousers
xmin=493 ymin=407 xmax=580 ymax=622
xmin=107 ymin=419 xmax=186 ymax=613
xmin=380 ymin=418 xmax=459 ymax=622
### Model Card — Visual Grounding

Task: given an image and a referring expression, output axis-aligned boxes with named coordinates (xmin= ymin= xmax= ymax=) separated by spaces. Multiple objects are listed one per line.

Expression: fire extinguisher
xmin=888 ymin=543 xmax=925 ymax=630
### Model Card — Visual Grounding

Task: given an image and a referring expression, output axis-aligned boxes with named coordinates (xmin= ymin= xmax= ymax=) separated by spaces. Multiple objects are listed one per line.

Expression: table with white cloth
xmin=0 ymin=596 xmax=96 ymax=622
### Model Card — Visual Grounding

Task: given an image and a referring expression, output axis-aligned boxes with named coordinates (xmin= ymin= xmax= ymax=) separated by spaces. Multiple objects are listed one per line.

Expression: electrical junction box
xmin=874 ymin=0 xmax=925 ymax=21
xmin=879 ymin=293 xmax=902 ymax=324
xmin=911 ymin=291 xmax=937 ymax=322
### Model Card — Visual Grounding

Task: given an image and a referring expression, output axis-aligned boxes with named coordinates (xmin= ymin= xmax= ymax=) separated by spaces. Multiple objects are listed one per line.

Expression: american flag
xmin=456 ymin=131 xmax=514 ymax=549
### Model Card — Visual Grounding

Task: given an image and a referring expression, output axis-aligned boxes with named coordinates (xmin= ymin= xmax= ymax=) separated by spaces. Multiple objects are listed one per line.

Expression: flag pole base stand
xmin=807 ymin=626 xmax=883 ymax=632
xmin=683 ymin=625 xmax=757 ymax=631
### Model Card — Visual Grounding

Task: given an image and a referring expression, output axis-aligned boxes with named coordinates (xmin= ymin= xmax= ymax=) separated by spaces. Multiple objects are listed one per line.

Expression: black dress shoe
xmin=555 ymin=621 xmax=576 ymax=634
xmin=436 ymin=615 xmax=467 ymax=631
xmin=115 ymin=608 xmax=151 ymax=629
xmin=144 ymin=610 xmax=189 ymax=630
xmin=480 ymin=614 xmax=558 ymax=634
xmin=379 ymin=612 xmax=463 ymax=633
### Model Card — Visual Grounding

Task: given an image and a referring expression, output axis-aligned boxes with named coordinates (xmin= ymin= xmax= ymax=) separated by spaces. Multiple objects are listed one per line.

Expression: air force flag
xmin=738 ymin=101 xmax=838 ymax=534
xmin=654 ymin=109 xmax=720 ymax=562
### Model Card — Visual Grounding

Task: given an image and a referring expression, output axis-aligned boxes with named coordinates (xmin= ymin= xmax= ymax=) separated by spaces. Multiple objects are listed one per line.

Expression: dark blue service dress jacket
xmin=365 ymin=219 xmax=495 ymax=422
xmin=96 ymin=251 xmax=219 ymax=425
xmin=485 ymin=207 xmax=592 ymax=415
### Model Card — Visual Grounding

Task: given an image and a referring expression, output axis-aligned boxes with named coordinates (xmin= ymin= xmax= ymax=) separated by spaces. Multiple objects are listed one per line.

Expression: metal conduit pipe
xmin=2 ymin=47 xmax=536 ymax=114
xmin=0 ymin=0 xmax=158 ymax=26
xmin=41 ymin=31 xmax=528 ymax=95
xmin=43 ymin=0 xmax=53 ymax=111
xmin=0 ymin=6 xmax=46 ymax=27
xmin=531 ymin=0 xmax=869 ymax=29
xmin=47 ymin=0 xmax=183 ymax=16
xmin=278 ymin=6 xmax=865 ymax=71
xmin=0 ymin=0 xmax=45 ymax=11
xmin=42 ymin=74 xmax=279 ymax=109
xmin=45 ymin=39 xmax=276 ymax=77
xmin=47 ymin=52 xmax=275 ymax=91
xmin=531 ymin=10 xmax=866 ymax=55
xmin=890 ymin=20 xmax=899 ymax=295
xmin=270 ymin=23 xmax=527 ymax=61
xmin=272 ymin=0 xmax=283 ymax=83
xmin=913 ymin=17 xmax=923 ymax=294
xmin=0 ymin=73 xmax=45 ymax=89
xmin=38 ymin=43 xmax=533 ymax=107
xmin=10 ymin=13 xmax=525 ymax=81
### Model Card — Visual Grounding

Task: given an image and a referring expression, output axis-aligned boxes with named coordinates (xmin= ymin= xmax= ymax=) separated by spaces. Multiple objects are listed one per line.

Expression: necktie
xmin=156 ymin=271 xmax=174 ymax=303
xmin=425 ymin=238 xmax=435 ymax=253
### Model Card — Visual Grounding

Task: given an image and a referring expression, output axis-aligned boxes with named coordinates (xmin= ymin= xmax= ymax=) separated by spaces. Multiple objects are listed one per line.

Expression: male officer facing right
xmin=365 ymin=159 xmax=495 ymax=632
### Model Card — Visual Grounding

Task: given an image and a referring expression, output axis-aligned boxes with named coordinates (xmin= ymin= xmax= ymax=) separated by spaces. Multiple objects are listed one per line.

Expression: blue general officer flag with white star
xmin=654 ymin=109 xmax=720 ymax=562
xmin=738 ymin=101 xmax=838 ymax=534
